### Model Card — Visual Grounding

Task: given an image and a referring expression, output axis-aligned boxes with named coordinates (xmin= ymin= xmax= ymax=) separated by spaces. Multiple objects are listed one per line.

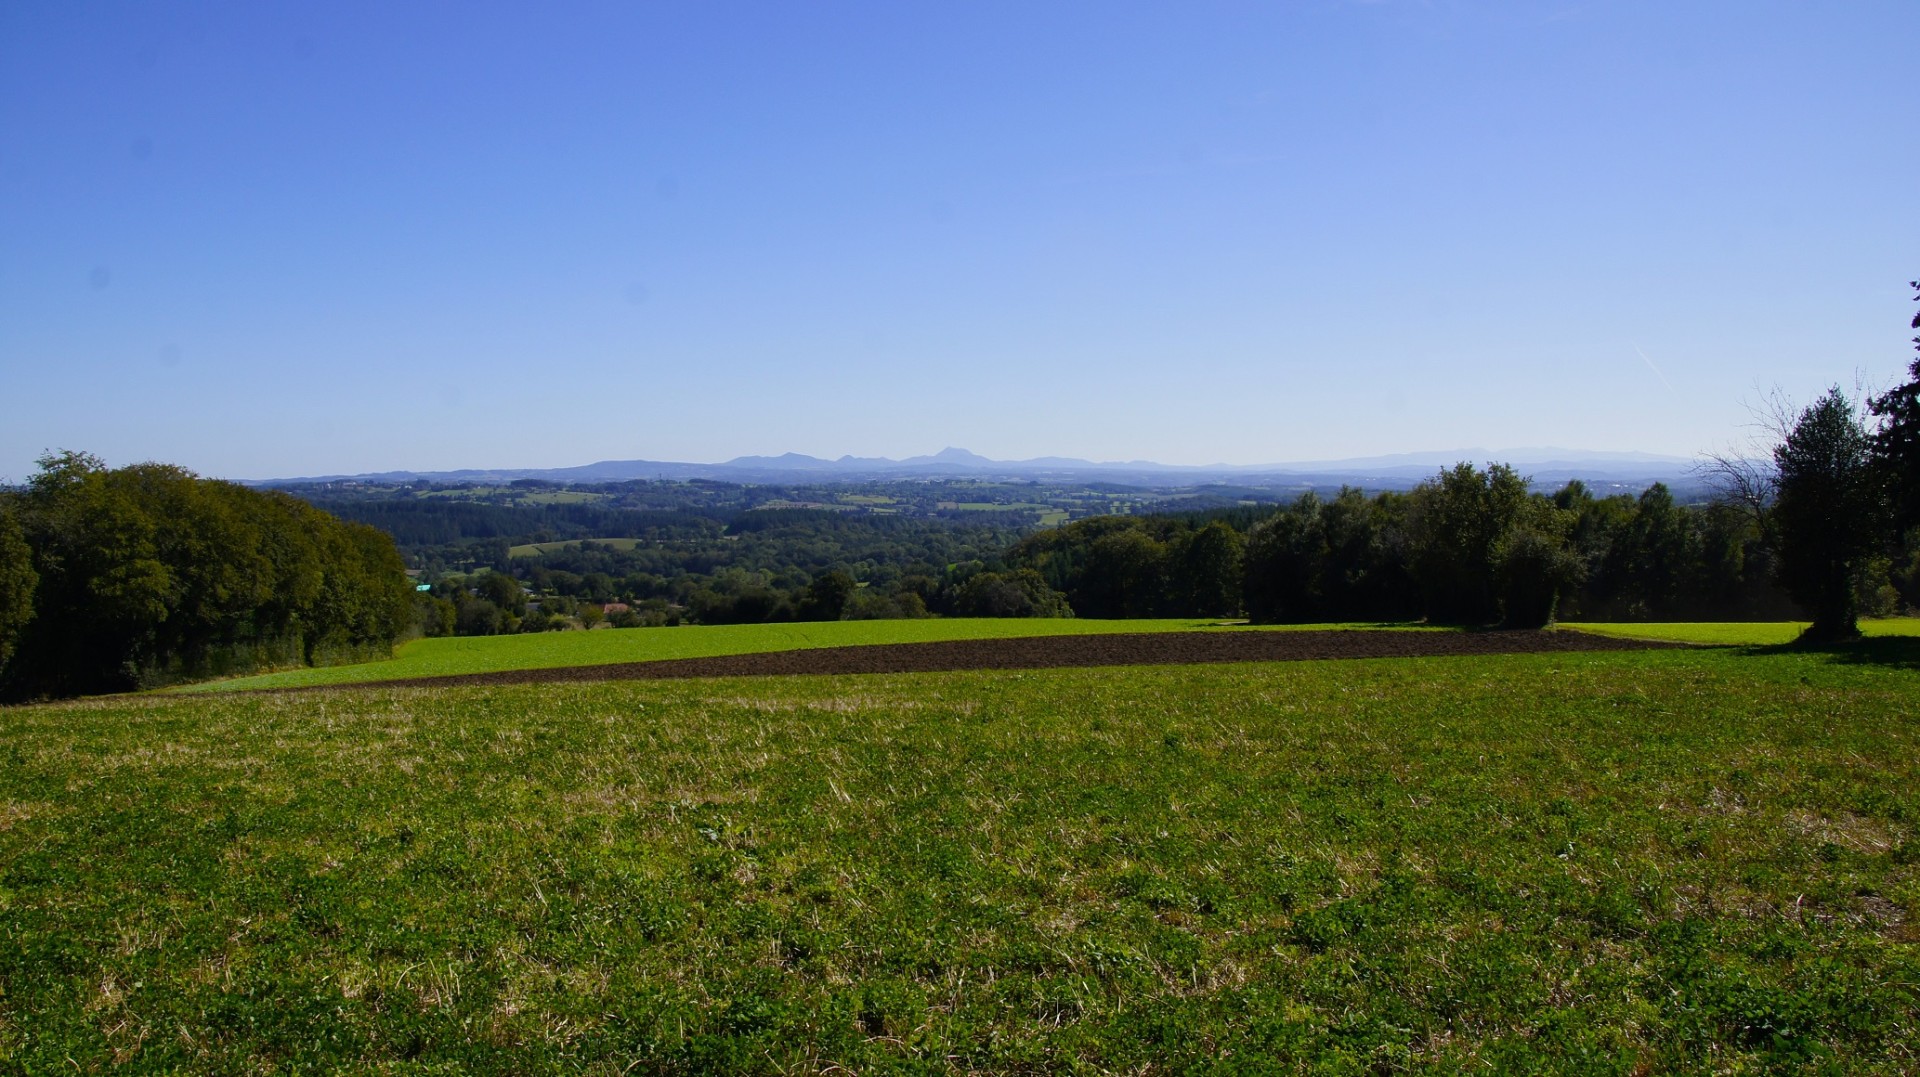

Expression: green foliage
xmin=1020 ymin=465 xmax=1804 ymax=628
xmin=0 ymin=506 xmax=35 ymax=670
xmin=798 ymin=570 xmax=856 ymax=621
xmin=1169 ymin=520 xmax=1244 ymax=617
xmin=336 ymin=491 xmax=1031 ymax=593
xmin=1241 ymin=466 xmax=1594 ymax=627
xmin=1773 ymin=389 xmax=1884 ymax=642
xmin=475 ymin=570 xmax=528 ymax=618
xmin=843 ymin=586 xmax=929 ymax=621
xmin=413 ymin=590 xmax=457 ymax=637
xmin=1493 ymin=498 xmax=1584 ymax=628
xmin=1869 ymin=280 xmax=1920 ymax=532
xmin=951 ymin=568 xmax=1073 ymax=618
xmin=425 ymin=574 xmax=529 ymax=636
xmin=1080 ymin=529 xmax=1168 ymax=617
xmin=1564 ymin=483 xmax=1785 ymax=621
xmin=1242 ymin=488 xmax=1415 ymax=623
xmin=0 ymin=452 xmax=412 ymax=699
xmin=9 ymin=647 xmax=1920 ymax=1070
xmin=499 ymin=516 xmax=1031 ymax=629
xmin=1008 ymin=514 xmax=1246 ymax=619
xmin=303 ymin=466 xmax=1828 ymax=633
xmin=1406 ymin=462 xmax=1533 ymax=623
xmin=685 ymin=572 xmax=797 ymax=626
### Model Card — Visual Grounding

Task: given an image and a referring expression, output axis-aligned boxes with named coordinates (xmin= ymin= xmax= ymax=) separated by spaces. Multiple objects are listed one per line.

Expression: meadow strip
xmin=182 ymin=618 xmax=1446 ymax=693
xmin=267 ymin=627 xmax=1688 ymax=691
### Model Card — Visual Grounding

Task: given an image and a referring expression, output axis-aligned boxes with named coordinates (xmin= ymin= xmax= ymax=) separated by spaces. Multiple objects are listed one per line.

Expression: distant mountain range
xmin=256 ymin=446 xmax=1710 ymax=493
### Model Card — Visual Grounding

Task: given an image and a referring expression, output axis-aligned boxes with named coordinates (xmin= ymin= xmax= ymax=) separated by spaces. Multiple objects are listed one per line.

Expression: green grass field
xmin=509 ymin=538 xmax=646 ymax=559
xmin=181 ymin=619 xmax=1432 ymax=693
xmin=5 ymin=645 xmax=1918 ymax=1072
xmin=185 ymin=618 xmax=1920 ymax=694
xmin=1566 ymin=617 xmax=1920 ymax=647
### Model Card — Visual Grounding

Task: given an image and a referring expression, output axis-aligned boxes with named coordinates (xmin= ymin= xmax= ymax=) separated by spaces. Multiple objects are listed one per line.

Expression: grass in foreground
xmin=6 ymin=645 xmax=1919 ymax=1072
xmin=1564 ymin=617 xmax=1920 ymax=647
xmin=184 ymin=618 xmax=1434 ymax=693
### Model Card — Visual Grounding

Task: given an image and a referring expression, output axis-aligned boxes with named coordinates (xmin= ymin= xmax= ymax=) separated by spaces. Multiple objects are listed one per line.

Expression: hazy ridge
xmin=254 ymin=446 xmax=1704 ymax=491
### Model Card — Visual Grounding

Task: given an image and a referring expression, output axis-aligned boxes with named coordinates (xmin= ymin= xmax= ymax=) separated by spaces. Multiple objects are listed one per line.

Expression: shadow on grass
xmin=1744 ymin=634 xmax=1920 ymax=670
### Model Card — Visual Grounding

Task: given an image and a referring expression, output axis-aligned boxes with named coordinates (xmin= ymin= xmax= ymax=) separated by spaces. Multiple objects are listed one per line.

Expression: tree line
xmin=418 ymin=461 xmax=1846 ymax=637
xmin=1022 ymin=284 xmax=1920 ymax=636
xmin=408 ymin=545 xmax=1074 ymax=638
xmin=1005 ymin=470 xmax=1820 ymax=628
xmin=0 ymin=453 xmax=413 ymax=700
xmin=409 ymin=412 xmax=1920 ymax=638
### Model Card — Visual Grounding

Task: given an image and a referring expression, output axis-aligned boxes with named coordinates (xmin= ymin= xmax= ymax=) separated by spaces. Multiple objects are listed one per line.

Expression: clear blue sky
xmin=2 ymin=1 xmax=1914 ymax=480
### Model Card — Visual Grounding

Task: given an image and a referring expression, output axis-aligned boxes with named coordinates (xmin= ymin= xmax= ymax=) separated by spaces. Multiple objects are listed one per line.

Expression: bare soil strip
xmin=276 ymin=629 xmax=1686 ymax=692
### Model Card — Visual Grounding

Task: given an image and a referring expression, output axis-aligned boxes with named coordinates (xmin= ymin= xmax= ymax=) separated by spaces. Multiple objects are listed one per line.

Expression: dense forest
xmin=0 ymin=453 xmax=413 ymax=701
xmin=1009 ymin=469 xmax=1829 ymax=628
xmin=405 ymin=508 xmax=1040 ymax=634
xmin=377 ymin=462 xmax=1912 ymax=640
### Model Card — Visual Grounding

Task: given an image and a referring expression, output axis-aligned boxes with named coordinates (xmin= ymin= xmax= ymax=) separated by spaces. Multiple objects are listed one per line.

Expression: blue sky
xmin=2 ymin=1 xmax=1914 ymax=480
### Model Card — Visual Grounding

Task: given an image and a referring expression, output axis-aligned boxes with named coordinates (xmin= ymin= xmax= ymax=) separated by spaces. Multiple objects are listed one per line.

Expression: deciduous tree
xmin=1170 ymin=521 xmax=1244 ymax=618
xmin=0 ymin=506 xmax=35 ymax=670
xmin=1 ymin=452 xmax=413 ymax=699
xmin=799 ymin=570 xmax=855 ymax=621
xmin=1406 ymin=463 xmax=1532 ymax=624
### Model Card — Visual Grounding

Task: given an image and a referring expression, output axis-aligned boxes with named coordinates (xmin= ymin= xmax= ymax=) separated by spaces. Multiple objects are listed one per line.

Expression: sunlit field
xmin=185 ymin=618 xmax=1920 ymax=694
xmin=183 ymin=619 xmax=1439 ymax=693
xmin=7 ymin=644 xmax=1919 ymax=1072
xmin=1564 ymin=618 xmax=1920 ymax=647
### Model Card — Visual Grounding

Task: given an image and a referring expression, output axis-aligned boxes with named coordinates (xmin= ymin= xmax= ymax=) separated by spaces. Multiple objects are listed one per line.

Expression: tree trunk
xmin=1799 ymin=571 xmax=1861 ymax=643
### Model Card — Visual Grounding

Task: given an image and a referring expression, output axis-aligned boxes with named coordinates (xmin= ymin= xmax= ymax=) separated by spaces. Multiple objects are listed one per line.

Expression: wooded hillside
xmin=0 ymin=453 xmax=412 ymax=700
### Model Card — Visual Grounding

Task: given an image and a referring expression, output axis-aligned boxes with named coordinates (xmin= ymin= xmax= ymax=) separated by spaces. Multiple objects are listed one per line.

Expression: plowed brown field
xmin=291 ymin=628 xmax=1684 ymax=692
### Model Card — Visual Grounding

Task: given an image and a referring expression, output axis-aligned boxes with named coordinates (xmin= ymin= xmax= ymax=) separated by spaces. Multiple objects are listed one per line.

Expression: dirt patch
xmin=279 ymin=629 xmax=1686 ymax=693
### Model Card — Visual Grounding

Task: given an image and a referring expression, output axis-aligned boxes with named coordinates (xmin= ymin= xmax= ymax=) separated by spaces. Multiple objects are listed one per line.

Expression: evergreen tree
xmin=1869 ymin=281 xmax=1920 ymax=532
xmin=1773 ymin=390 xmax=1883 ymax=642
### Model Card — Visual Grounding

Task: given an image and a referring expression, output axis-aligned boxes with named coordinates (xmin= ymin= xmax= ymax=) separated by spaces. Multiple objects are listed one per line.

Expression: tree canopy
xmin=1870 ymin=281 xmax=1920 ymax=533
xmin=0 ymin=453 xmax=413 ymax=700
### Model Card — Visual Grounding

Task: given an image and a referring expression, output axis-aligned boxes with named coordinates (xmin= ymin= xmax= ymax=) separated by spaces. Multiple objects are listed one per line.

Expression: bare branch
xmin=1693 ymin=450 xmax=1774 ymax=514
xmin=1692 ymin=384 xmax=1789 ymax=537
